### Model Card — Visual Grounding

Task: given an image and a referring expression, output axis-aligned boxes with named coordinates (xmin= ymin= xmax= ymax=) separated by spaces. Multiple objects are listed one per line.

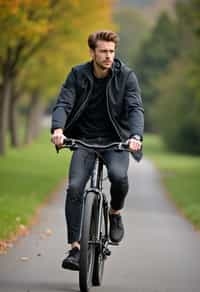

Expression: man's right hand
xmin=51 ymin=129 xmax=65 ymax=147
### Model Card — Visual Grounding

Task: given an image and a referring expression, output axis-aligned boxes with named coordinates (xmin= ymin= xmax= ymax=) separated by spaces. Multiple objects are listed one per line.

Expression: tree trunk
xmin=0 ymin=80 xmax=11 ymax=155
xmin=24 ymin=91 xmax=44 ymax=144
xmin=9 ymin=88 xmax=20 ymax=148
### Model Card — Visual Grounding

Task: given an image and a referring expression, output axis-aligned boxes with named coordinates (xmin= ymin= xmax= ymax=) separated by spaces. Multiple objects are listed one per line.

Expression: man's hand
xmin=128 ymin=137 xmax=142 ymax=152
xmin=51 ymin=129 xmax=65 ymax=147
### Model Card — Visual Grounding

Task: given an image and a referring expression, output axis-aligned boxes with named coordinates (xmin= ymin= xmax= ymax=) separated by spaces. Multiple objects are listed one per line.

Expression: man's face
xmin=90 ymin=40 xmax=115 ymax=70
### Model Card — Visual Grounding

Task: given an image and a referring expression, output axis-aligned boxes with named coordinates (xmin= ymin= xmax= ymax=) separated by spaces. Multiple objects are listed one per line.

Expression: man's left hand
xmin=128 ymin=138 xmax=142 ymax=152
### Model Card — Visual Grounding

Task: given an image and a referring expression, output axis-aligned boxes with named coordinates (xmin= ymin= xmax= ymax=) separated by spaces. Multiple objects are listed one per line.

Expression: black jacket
xmin=51 ymin=58 xmax=144 ymax=161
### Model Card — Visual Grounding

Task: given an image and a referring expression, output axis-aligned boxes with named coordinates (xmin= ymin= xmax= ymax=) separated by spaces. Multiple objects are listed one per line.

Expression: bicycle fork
xmin=84 ymin=189 xmax=111 ymax=257
xmin=87 ymin=157 xmax=112 ymax=257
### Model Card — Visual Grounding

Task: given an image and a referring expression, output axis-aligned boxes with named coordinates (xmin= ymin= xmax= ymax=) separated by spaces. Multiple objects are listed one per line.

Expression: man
xmin=51 ymin=30 xmax=144 ymax=270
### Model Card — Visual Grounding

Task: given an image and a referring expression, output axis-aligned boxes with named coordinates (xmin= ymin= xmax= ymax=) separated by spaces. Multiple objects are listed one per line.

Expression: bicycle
xmin=58 ymin=137 xmax=129 ymax=292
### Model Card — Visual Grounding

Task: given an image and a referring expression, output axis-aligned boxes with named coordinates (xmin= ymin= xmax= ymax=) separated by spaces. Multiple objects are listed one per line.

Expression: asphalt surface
xmin=0 ymin=158 xmax=200 ymax=292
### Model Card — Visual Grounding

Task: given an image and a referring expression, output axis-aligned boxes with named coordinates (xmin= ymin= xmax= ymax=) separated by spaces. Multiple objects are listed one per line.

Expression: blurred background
xmin=0 ymin=0 xmax=199 ymax=155
xmin=0 ymin=0 xmax=200 ymax=247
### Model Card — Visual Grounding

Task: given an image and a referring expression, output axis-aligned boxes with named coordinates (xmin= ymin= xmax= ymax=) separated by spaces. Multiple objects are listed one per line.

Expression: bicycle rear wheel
xmin=79 ymin=192 xmax=97 ymax=292
xmin=92 ymin=202 xmax=107 ymax=286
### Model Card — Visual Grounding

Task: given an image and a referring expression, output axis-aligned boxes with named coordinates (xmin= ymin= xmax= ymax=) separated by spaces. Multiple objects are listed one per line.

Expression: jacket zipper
xmin=66 ymin=80 xmax=93 ymax=131
xmin=106 ymin=78 xmax=122 ymax=140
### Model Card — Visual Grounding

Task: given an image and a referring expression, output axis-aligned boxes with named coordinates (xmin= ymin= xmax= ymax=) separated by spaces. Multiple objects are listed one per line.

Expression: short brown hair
xmin=88 ymin=30 xmax=119 ymax=50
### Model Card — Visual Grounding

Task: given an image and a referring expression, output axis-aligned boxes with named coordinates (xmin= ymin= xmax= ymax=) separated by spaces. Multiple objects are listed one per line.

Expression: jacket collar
xmin=82 ymin=59 xmax=122 ymax=91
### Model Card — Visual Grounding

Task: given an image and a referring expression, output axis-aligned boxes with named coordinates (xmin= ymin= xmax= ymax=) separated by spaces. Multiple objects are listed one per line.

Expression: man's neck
xmin=93 ymin=62 xmax=110 ymax=79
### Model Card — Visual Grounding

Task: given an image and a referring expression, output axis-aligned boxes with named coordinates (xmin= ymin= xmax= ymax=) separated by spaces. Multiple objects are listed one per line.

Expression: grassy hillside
xmin=0 ymin=131 xmax=71 ymax=242
xmin=144 ymin=134 xmax=200 ymax=229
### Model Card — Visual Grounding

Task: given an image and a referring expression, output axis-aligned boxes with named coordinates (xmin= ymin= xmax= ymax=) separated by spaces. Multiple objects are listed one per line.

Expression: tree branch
xmin=10 ymin=39 xmax=27 ymax=73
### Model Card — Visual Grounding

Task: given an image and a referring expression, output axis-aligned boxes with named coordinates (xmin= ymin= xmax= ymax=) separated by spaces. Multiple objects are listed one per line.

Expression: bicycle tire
xmin=79 ymin=192 xmax=97 ymax=292
xmin=92 ymin=202 xmax=107 ymax=286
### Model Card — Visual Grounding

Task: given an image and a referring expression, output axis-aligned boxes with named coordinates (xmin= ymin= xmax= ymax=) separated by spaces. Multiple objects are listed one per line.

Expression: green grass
xmin=1 ymin=132 xmax=199 ymax=240
xmin=0 ymin=131 xmax=71 ymax=240
xmin=144 ymin=134 xmax=200 ymax=229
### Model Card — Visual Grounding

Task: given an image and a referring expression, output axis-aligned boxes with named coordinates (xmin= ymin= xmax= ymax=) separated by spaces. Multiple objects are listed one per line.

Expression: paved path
xmin=0 ymin=158 xmax=200 ymax=292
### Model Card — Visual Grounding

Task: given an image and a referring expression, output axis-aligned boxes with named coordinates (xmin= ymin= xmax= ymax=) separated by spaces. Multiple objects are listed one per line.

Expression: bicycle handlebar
xmin=56 ymin=137 xmax=130 ymax=153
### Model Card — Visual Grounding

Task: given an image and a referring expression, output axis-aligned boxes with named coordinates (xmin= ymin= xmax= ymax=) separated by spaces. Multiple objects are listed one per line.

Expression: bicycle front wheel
xmin=79 ymin=192 xmax=97 ymax=292
xmin=92 ymin=200 xmax=107 ymax=286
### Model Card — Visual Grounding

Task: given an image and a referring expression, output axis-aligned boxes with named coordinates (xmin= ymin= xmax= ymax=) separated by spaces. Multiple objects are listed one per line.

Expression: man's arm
xmin=51 ymin=69 xmax=76 ymax=145
xmin=125 ymin=71 xmax=144 ymax=151
xmin=51 ymin=68 xmax=76 ymax=133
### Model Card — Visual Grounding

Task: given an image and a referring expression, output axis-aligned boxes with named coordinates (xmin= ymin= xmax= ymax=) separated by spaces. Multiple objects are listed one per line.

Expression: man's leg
xmin=62 ymin=148 xmax=95 ymax=270
xmin=102 ymin=150 xmax=129 ymax=242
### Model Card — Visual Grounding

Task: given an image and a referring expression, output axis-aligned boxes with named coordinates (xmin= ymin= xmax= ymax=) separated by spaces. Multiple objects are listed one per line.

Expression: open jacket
xmin=51 ymin=58 xmax=144 ymax=161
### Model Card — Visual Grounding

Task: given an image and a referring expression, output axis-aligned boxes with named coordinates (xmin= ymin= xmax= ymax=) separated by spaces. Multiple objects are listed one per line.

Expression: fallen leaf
xmin=6 ymin=243 xmax=13 ymax=248
xmin=45 ymin=228 xmax=53 ymax=236
xmin=0 ymin=241 xmax=9 ymax=254
xmin=18 ymin=224 xmax=29 ymax=236
xmin=20 ymin=256 xmax=29 ymax=261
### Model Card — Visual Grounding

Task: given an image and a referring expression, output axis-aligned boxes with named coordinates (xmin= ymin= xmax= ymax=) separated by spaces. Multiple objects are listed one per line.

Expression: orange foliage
xmin=0 ymin=0 xmax=116 ymax=99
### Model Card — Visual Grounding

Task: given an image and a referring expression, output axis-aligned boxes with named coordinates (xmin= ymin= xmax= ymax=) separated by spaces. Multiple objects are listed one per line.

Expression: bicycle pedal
xmin=104 ymin=247 xmax=111 ymax=256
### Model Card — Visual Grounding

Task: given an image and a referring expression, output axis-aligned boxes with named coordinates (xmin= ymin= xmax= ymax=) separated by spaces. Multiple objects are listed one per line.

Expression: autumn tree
xmin=0 ymin=0 xmax=115 ymax=154
xmin=0 ymin=0 xmax=52 ymax=153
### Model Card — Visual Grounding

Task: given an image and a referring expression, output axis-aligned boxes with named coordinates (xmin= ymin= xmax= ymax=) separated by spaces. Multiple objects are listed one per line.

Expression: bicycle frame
xmin=90 ymin=155 xmax=103 ymax=190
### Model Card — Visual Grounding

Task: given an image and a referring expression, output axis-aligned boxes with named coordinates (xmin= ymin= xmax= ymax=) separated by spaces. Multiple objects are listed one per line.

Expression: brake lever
xmin=55 ymin=145 xmax=59 ymax=154
xmin=55 ymin=144 xmax=66 ymax=153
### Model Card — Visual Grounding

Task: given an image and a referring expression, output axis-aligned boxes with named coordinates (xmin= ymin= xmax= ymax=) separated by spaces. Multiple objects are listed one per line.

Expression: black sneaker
xmin=62 ymin=247 xmax=80 ymax=271
xmin=109 ymin=213 xmax=124 ymax=243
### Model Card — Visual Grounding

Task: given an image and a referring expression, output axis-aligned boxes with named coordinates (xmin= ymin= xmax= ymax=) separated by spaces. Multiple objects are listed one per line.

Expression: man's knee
xmin=108 ymin=168 xmax=128 ymax=185
xmin=67 ymin=181 xmax=84 ymax=203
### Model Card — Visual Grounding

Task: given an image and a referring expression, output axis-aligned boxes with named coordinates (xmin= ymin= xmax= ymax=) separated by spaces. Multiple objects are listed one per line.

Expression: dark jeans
xmin=65 ymin=148 xmax=129 ymax=244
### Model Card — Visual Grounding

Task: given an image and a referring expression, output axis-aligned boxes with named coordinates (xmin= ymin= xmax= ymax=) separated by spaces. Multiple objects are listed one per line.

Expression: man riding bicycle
xmin=51 ymin=30 xmax=144 ymax=271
